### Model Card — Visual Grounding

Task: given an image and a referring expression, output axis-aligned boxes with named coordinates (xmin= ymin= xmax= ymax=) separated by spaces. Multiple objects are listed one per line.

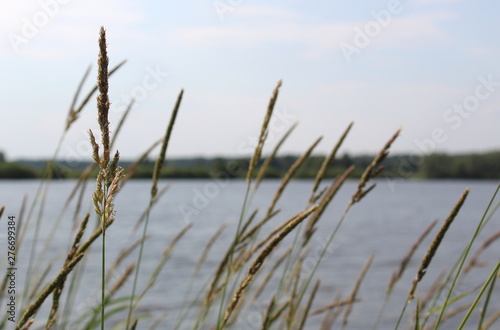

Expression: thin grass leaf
xmin=458 ymin=262 xmax=500 ymax=330
xmin=247 ymin=80 xmax=282 ymax=183
xmin=478 ymin=265 xmax=498 ymax=329
xmin=222 ymin=206 xmax=318 ymax=327
xmin=127 ymin=89 xmax=183 ymax=329
xmin=309 ymin=122 xmax=353 ymax=205
xmin=297 ymin=279 xmax=321 ymax=330
xmin=482 ymin=309 xmax=500 ymax=330
xmin=434 ymin=185 xmax=498 ymax=328
xmin=343 ymin=254 xmax=374 ymax=327
xmin=254 ymin=121 xmax=298 ymax=191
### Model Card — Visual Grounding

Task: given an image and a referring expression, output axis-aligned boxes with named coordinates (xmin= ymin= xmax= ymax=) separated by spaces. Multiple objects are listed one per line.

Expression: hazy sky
xmin=1 ymin=0 xmax=499 ymax=162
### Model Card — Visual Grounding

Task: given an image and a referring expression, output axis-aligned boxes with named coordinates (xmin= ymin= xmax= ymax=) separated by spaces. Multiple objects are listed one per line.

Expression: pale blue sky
xmin=1 ymin=0 xmax=499 ymax=161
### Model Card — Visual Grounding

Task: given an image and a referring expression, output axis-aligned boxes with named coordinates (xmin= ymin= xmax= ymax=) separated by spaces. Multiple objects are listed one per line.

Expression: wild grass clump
xmin=1 ymin=27 xmax=499 ymax=330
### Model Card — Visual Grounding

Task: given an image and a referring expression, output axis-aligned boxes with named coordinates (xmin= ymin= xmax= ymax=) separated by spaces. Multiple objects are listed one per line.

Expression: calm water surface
xmin=0 ymin=179 xmax=498 ymax=329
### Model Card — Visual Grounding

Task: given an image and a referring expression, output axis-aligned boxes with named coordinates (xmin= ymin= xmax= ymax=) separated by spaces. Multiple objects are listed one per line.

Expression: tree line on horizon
xmin=0 ymin=150 xmax=498 ymax=180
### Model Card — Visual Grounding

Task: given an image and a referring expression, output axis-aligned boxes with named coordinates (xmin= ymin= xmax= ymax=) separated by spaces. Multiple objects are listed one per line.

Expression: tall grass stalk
xmin=231 ymin=135 xmax=323 ymax=311
xmin=221 ymin=206 xmax=318 ymax=328
xmin=421 ymin=189 xmax=500 ymax=328
xmin=90 ymin=26 xmax=122 ymax=330
xmin=308 ymin=122 xmax=353 ymax=206
xmin=457 ymin=260 xmax=500 ymax=330
xmin=257 ymin=125 xmax=354 ymax=326
xmin=223 ymin=135 xmax=322 ymax=328
xmin=253 ymin=121 xmax=298 ymax=192
xmin=477 ymin=260 xmax=498 ymax=329
xmin=433 ymin=183 xmax=499 ymax=328
xmin=125 ymin=89 xmax=183 ymax=329
xmin=395 ymin=188 xmax=469 ymax=330
xmin=373 ymin=219 xmax=438 ymax=330
xmin=288 ymin=128 xmax=400 ymax=325
xmin=213 ymin=81 xmax=282 ymax=330
xmin=174 ymin=223 xmax=229 ymax=330
xmin=343 ymin=254 xmax=374 ymax=327
xmin=19 ymin=53 xmax=125 ymax=319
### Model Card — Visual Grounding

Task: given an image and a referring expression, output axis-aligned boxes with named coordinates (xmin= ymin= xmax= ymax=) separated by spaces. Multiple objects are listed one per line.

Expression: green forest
xmin=0 ymin=150 xmax=498 ymax=180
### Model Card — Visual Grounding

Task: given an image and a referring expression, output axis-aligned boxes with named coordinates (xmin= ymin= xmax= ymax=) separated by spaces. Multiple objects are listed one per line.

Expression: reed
xmin=285 ymin=128 xmax=401 ymax=327
xmin=373 ymin=219 xmax=438 ymax=330
xmin=303 ymin=165 xmax=355 ymax=245
xmin=464 ymin=230 xmax=500 ymax=274
xmin=420 ymin=183 xmax=500 ymax=329
xmin=343 ymin=254 xmax=374 ymax=327
xmin=222 ymin=206 xmax=318 ymax=327
xmin=213 ymin=80 xmax=283 ymax=330
xmin=409 ymin=189 xmax=470 ymax=302
xmin=89 ymin=27 xmax=125 ymax=330
xmin=298 ymin=279 xmax=320 ymax=329
xmin=253 ymin=247 xmax=292 ymax=301
xmin=395 ymin=188 xmax=470 ymax=330
xmin=126 ymin=89 xmax=184 ymax=329
xmin=16 ymin=253 xmax=85 ymax=329
xmin=247 ymin=80 xmax=282 ymax=184
xmin=310 ymin=297 xmax=358 ymax=316
xmin=254 ymin=121 xmax=298 ymax=192
xmin=458 ymin=261 xmax=500 ymax=330
xmin=420 ymin=270 xmax=445 ymax=313
xmin=266 ymin=137 xmax=322 ymax=217
xmin=46 ymin=213 xmax=90 ymax=327
xmin=318 ymin=293 xmax=346 ymax=330
xmin=389 ymin=220 xmax=438 ymax=294
xmin=308 ymin=122 xmax=353 ymax=205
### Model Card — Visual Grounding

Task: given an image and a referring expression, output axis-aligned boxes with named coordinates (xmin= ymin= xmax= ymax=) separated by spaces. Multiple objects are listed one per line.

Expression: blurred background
xmin=0 ymin=0 xmax=499 ymax=162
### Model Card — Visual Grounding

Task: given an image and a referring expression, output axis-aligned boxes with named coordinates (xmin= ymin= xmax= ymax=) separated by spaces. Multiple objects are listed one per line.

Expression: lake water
xmin=0 ymin=178 xmax=499 ymax=329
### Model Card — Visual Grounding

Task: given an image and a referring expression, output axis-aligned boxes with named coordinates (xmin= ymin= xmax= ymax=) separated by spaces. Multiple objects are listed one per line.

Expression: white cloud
xmin=1 ymin=0 xmax=147 ymax=57
xmin=166 ymin=9 xmax=454 ymax=59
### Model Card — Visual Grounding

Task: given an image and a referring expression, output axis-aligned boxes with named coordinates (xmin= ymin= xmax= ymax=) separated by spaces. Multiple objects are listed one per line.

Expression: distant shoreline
xmin=1 ymin=151 xmax=499 ymax=180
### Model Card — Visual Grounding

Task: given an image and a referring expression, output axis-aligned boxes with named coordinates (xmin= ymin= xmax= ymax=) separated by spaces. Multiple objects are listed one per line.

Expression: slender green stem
xmin=434 ymin=184 xmax=499 ymax=329
xmin=457 ymin=261 xmax=500 ymax=330
xmin=20 ymin=134 xmax=65 ymax=313
xmin=478 ymin=266 xmax=498 ymax=329
xmin=423 ymin=188 xmax=500 ymax=328
xmin=373 ymin=294 xmax=391 ymax=330
xmin=101 ymin=184 xmax=108 ymax=330
xmin=215 ymin=184 xmax=251 ymax=329
xmin=267 ymin=219 xmax=305 ymax=325
xmin=101 ymin=217 xmax=105 ymax=330
xmin=126 ymin=201 xmax=152 ymax=329
xmin=394 ymin=300 xmax=409 ymax=330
